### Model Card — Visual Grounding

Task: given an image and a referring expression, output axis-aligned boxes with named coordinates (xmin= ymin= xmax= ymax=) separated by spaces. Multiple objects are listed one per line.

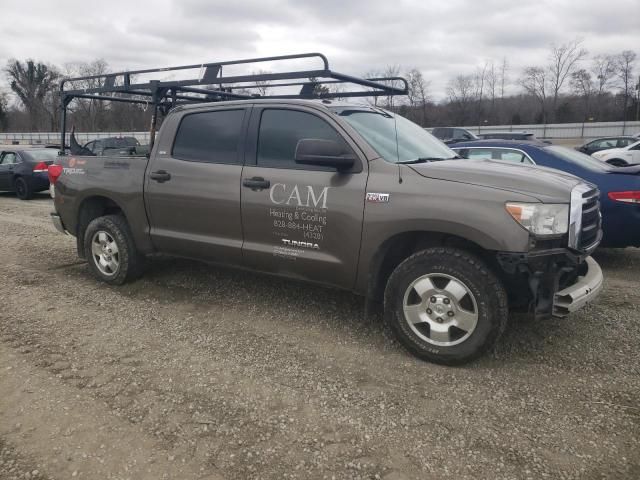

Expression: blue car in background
xmin=451 ymin=140 xmax=640 ymax=248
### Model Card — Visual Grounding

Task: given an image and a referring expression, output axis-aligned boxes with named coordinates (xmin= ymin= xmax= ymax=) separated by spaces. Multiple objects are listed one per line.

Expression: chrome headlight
xmin=506 ymin=203 xmax=569 ymax=236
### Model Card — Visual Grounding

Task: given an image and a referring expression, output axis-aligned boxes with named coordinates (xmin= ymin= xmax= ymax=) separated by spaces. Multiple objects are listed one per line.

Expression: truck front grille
xmin=569 ymin=184 xmax=601 ymax=253
xmin=578 ymin=188 xmax=601 ymax=251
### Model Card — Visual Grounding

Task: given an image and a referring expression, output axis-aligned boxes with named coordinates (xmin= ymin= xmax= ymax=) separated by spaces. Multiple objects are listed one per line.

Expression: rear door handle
xmin=242 ymin=177 xmax=270 ymax=190
xmin=150 ymin=170 xmax=171 ymax=183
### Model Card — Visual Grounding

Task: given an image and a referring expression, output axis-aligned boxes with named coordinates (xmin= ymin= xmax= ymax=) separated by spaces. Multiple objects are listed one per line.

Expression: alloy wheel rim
xmin=91 ymin=231 xmax=120 ymax=277
xmin=402 ymin=273 xmax=478 ymax=347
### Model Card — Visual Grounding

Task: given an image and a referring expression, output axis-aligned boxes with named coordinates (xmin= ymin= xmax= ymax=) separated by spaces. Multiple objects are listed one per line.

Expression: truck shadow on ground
xmin=97 ymin=253 xmax=608 ymax=370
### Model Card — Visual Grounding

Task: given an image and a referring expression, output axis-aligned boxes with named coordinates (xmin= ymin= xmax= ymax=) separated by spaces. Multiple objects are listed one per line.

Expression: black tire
xmin=14 ymin=177 xmax=33 ymax=200
xmin=384 ymin=247 xmax=508 ymax=365
xmin=83 ymin=214 xmax=145 ymax=285
xmin=606 ymin=158 xmax=628 ymax=167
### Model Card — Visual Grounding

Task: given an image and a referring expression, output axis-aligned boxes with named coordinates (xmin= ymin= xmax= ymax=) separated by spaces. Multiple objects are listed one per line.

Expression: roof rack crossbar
xmin=58 ymin=52 xmax=408 ymax=151
xmin=60 ymin=52 xmax=330 ymax=85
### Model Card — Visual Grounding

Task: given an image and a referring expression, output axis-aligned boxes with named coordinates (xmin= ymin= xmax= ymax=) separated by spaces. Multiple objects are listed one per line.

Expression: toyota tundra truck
xmin=49 ymin=99 xmax=604 ymax=364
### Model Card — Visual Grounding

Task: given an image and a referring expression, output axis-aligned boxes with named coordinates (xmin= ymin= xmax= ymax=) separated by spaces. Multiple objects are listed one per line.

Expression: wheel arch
xmin=366 ymin=230 xmax=499 ymax=303
xmin=75 ymin=195 xmax=127 ymax=258
xmin=605 ymin=158 xmax=628 ymax=167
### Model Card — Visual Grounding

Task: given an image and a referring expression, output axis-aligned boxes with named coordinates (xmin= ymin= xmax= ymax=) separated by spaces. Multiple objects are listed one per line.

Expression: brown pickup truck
xmin=50 ymin=98 xmax=603 ymax=365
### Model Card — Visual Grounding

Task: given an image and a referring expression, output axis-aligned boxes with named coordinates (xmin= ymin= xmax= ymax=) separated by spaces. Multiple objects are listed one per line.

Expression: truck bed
xmin=53 ymin=154 xmax=152 ymax=253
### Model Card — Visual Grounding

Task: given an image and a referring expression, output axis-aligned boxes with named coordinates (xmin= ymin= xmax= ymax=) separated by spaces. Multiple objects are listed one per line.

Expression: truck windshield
xmin=333 ymin=108 xmax=458 ymax=163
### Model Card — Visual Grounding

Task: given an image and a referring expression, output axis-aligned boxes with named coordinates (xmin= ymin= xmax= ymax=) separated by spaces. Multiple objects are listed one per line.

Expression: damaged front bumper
xmin=553 ymin=256 xmax=603 ymax=317
xmin=497 ymin=249 xmax=603 ymax=320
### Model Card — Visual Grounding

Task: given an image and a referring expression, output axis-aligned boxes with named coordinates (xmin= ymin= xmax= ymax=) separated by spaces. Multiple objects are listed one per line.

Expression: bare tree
xmin=589 ymin=54 xmax=616 ymax=119
xmin=64 ymin=59 xmax=110 ymax=131
xmin=520 ymin=66 xmax=548 ymax=123
xmin=305 ymin=76 xmax=330 ymax=97
xmin=591 ymin=54 xmax=616 ymax=94
xmin=485 ymin=61 xmax=498 ymax=123
xmin=570 ymin=69 xmax=596 ymax=120
xmin=473 ymin=62 xmax=489 ymax=125
xmin=499 ymin=57 xmax=509 ymax=100
xmin=381 ymin=64 xmax=402 ymax=109
xmin=0 ymin=92 xmax=8 ymax=130
xmin=406 ymin=68 xmax=431 ymax=125
xmin=362 ymin=69 xmax=382 ymax=106
xmin=447 ymin=74 xmax=475 ymax=125
xmin=547 ymin=39 xmax=588 ymax=120
xmin=252 ymin=70 xmax=272 ymax=96
xmin=5 ymin=59 xmax=59 ymax=131
xmin=615 ymin=50 xmax=637 ymax=121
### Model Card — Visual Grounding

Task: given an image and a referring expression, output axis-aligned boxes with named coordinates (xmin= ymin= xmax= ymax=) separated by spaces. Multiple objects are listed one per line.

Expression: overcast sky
xmin=1 ymin=0 xmax=638 ymax=101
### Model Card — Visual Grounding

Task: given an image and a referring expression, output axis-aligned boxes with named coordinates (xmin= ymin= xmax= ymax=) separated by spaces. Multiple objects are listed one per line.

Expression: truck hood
xmin=408 ymin=159 xmax=583 ymax=203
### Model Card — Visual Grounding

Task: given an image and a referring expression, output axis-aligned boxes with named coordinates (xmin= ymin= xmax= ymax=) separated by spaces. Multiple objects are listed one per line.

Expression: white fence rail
xmin=463 ymin=121 xmax=640 ymax=140
xmin=1 ymin=120 xmax=639 ymax=145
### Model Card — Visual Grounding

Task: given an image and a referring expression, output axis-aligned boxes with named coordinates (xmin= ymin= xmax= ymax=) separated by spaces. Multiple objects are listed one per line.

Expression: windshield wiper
xmin=398 ymin=156 xmax=461 ymax=164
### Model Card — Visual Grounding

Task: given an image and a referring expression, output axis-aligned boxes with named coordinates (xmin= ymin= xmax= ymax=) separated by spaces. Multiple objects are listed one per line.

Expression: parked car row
xmin=590 ymin=139 xmax=640 ymax=166
xmin=576 ymin=135 xmax=639 ymax=156
xmin=431 ymin=127 xmax=541 ymax=145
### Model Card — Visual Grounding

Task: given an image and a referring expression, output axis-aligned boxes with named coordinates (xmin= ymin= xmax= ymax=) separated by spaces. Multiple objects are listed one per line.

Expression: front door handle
xmin=242 ymin=177 xmax=270 ymax=190
xmin=150 ymin=170 xmax=171 ymax=183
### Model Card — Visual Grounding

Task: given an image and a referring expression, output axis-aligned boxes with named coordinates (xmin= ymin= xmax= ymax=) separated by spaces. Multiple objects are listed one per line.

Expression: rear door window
xmin=173 ymin=109 xmax=245 ymax=164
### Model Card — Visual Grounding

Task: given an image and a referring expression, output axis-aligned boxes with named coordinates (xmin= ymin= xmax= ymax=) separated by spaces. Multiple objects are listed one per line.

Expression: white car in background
xmin=592 ymin=140 xmax=640 ymax=166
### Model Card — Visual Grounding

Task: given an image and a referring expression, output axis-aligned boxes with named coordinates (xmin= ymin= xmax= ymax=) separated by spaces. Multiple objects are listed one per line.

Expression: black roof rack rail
xmin=59 ymin=52 xmax=409 ymax=150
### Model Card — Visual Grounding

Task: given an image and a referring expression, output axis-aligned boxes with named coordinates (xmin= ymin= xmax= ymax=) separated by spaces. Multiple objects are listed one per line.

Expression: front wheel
xmin=384 ymin=247 xmax=508 ymax=365
xmin=84 ymin=215 xmax=144 ymax=285
xmin=606 ymin=158 xmax=628 ymax=167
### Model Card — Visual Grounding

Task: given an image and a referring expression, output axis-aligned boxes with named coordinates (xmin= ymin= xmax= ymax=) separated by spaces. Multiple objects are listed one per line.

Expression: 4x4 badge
xmin=366 ymin=192 xmax=390 ymax=203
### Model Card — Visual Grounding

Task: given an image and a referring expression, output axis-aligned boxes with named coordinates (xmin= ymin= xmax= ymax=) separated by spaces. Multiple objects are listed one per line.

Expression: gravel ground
xmin=0 ymin=192 xmax=638 ymax=480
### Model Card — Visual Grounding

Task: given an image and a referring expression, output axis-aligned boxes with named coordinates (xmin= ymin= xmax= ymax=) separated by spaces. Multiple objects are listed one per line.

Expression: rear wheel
xmin=14 ymin=177 xmax=33 ymax=200
xmin=606 ymin=158 xmax=628 ymax=167
xmin=84 ymin=215 xmax=144 ymax=285
xmin=384 ymin=247 xmax=508 ymax=365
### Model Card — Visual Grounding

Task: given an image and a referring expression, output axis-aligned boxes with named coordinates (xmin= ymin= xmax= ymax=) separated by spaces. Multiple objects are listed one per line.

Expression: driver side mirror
xmin=294 ymin=139 xmax=356 ymax=172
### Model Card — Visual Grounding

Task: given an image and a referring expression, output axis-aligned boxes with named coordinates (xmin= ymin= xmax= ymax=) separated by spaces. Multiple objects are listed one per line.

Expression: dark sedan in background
xmin=451 ymin=140 xmax=640 ymax=248
xmin=0 ymin=147 xmax=57 ymax=199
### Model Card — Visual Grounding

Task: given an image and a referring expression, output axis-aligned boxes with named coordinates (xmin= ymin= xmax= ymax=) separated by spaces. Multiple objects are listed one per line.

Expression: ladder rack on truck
xmin=59 ymin=52 xmax=409 ymax=150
